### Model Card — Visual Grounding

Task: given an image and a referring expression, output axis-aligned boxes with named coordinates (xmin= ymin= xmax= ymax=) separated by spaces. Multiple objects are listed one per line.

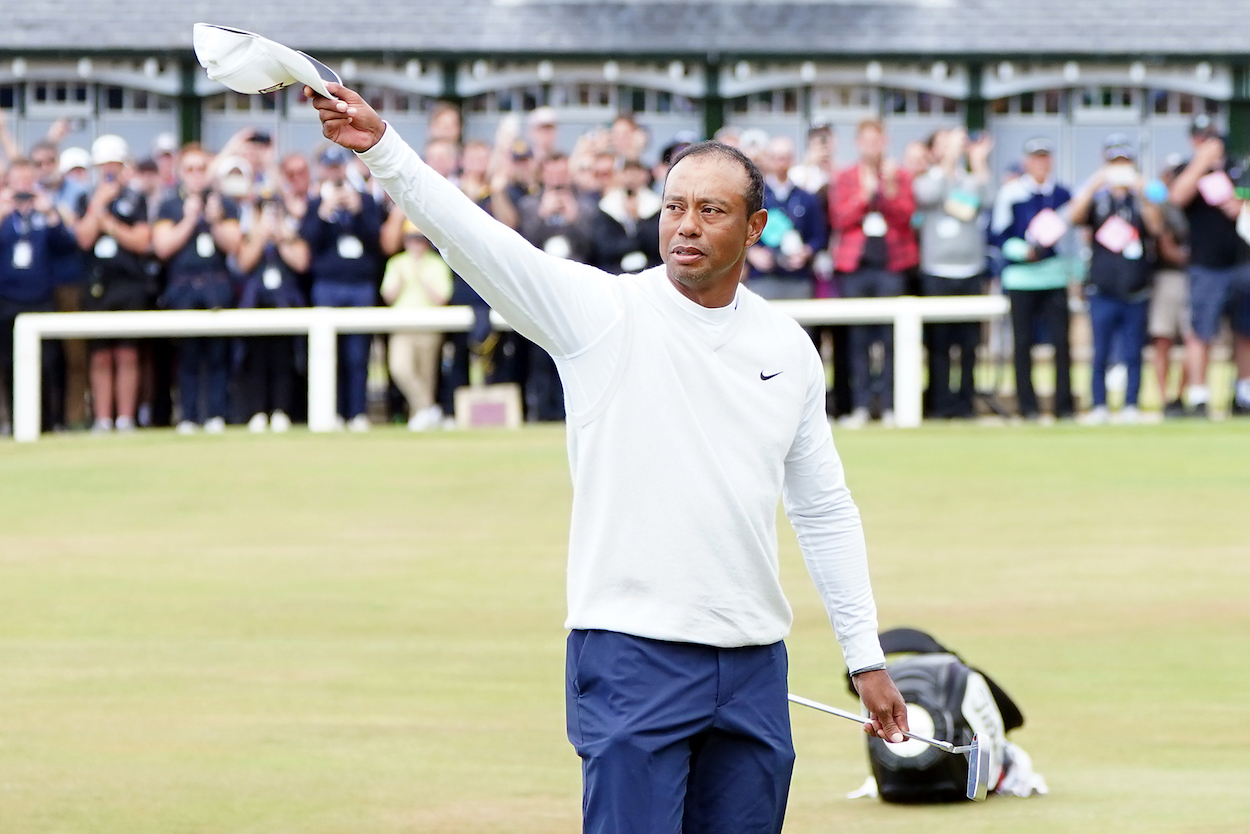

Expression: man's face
xmin=31 ymin=149 xmax=59 ymax=187
xmin=1024 ymin=152 xmax=1052 ymax=182
xmin=619 ymin=165 xmax=650 ymax=194
xmin=765 ymin=139 xmax=795 ymax=180
xmin=6 ymin=164 xmax=37 ymax=195
xmin=659 ymin=155 xmax=766 ymax=292
xmin=424 ymin=142 xmax=459 ymax=179
xmin=807 ymin=131 xmax=833 ymax=167
xmin=462 ymin=144 xmax=490 ymax=178
xmin=857 ymin=126 xmax=886 ymax=164
xmin=282 ymin=157 xmax=311 ymax=193
xmin=179 ymin=152 xmax=210 ymax=194
xmin=540 ymin=158 xmax=571 ymax=191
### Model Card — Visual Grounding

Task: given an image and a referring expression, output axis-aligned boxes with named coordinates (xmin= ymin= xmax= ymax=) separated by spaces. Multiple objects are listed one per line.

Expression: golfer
xmin=310 ymin=84 xmax=908 ymax=833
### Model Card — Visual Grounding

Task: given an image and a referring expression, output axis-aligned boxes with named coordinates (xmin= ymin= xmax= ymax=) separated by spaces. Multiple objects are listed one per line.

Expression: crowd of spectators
xmin=2 ymin=103 xmax=1249 ymax=435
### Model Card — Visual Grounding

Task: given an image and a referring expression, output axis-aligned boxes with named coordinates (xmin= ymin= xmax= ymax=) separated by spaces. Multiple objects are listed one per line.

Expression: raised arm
xmin=306 ymin=83 xmax=620 ymax=358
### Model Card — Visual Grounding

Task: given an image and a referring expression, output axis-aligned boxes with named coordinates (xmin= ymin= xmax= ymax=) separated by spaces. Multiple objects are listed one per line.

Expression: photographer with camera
xmin=75 ymin=135 xmax=152 ymax=433
xmin=236 ymin=195 xmax=309 ymax=433
xmin=591 ymin=159 xmax=662 ymax=275
xmin=0 ymin=157 xmax=78 ymax=434
xmin=299 ymin=144 xmax=383 ymax=432
xmin=1068 ymin=135 xmax=1163 ymax=424
xmin=152 ymin=145 xmax=243 ymax=434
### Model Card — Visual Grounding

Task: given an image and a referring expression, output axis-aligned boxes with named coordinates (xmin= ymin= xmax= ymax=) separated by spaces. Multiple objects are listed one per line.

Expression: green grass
xmin=1 ymin=423 xmax=1248 ymax=833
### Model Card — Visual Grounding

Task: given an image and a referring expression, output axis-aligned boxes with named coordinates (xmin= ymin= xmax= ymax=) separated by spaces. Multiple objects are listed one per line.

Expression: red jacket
xmin=830 ymin=164 xmax=918 ymax=274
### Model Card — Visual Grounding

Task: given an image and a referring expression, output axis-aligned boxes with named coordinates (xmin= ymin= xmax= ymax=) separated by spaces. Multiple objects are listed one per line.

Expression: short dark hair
xmin=667 ymin=141 xmax=765 ymax=217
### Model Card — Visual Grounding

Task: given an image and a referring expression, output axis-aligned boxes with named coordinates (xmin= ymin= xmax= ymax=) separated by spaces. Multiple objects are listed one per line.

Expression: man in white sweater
xmin=309 ymin=84 xmax=907 ymax=834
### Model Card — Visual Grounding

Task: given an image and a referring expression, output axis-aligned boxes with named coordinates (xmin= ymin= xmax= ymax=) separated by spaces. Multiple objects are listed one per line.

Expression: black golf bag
xmin=846 ymin=628 xmax=1025 ymax=803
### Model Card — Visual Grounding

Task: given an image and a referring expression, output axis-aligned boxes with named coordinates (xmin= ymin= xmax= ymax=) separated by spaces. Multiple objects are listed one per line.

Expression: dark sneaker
xmin=1163 ymin=399 xmax=1187 ymax=419
xmin=1231 ymin=399 xmax=1250 ymax=418
xmin=1187 ymin=402 xmax=1209 ymax=419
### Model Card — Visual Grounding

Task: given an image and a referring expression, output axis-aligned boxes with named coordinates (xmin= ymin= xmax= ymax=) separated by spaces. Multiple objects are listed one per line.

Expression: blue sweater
xmin=750 ymin=181 xmax=828 ymax=281
xmin=0 ymin=210 xmax=78 ymax=303
xmin=989 ymin=177 xmax=1072 ymax=291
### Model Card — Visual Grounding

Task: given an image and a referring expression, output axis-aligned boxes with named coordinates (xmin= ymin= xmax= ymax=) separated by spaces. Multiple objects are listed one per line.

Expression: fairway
xmin=1 ymin=423 xmax=1248 ymax=834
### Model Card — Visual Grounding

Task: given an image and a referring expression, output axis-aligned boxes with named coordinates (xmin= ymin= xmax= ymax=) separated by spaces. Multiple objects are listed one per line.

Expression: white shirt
xmin=359 ymin=126 xmax=885 ymax=672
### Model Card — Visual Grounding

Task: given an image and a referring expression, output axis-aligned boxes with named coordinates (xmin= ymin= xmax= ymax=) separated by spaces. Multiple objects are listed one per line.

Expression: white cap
xmin=59 ymin=146 xmax=92 ymax=174
xmin=193 ymin=23 xmax=340 ymax=100
xmin=153 ymin=131 xmax=179 ymax=156
xmin=92 ymin=134 xmax=129 ymax=166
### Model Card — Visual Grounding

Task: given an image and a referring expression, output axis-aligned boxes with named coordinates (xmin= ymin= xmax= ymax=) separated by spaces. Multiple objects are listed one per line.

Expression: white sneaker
xmin=1082 ymin=406 xmax=1109 ymax=425
xmin=1118 ymin=405 xmax=1140 ymax=425
xmin=348 ymin=414 xmax=371 ymax=433
xmin=176 ymin=420 xmax=198 ymax=435
xmin=92 ymin=417 xmax=114 ymax=434
xmin=440 ymin=415 xmax=457 ymax=430
xmin=247 ymin=412 xmax=269 ymax=433
xmin=837 ymin=407 xmax=869 ymax=429
xmin=203 ymin=416 xmax=226 ymax=434
xmin=114 ymin=415 xmax=136 ymax=432
xmin=269 ymin=411 xmax=291 ymax=433
xmin=880 ymin=409 xmax=896 ymax=428
xmin=407 ymin=410 xmax=435 ymax=431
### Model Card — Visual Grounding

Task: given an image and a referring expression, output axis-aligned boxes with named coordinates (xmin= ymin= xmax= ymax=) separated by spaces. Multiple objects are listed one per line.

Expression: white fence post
xmin=893 ymin=298 xmax=924 ymax=429
xmin=307 ymin=309 xmax=338 ymax=432
xmin=12 ymin=316 xmax=42 ymax=442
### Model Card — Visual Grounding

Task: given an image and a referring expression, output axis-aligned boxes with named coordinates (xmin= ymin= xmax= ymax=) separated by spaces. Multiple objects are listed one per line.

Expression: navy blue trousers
xmin=566 ymin=630 xmax=794 ymax=834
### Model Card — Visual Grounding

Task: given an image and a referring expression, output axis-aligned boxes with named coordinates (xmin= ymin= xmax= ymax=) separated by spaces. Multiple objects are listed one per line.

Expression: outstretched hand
xmin=853 ymin=669 xmax=909 ymax=744
xmin=306 ymin=83 xmax=386 ymax=153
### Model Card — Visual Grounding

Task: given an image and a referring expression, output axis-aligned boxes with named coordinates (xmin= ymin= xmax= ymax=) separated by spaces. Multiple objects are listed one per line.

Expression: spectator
xmin=901 ymin=139 xmax=932 ymax=179
xmin=990 ymin=137 xmax=1074 ymax=420
xmin=517 ymin=153 xmax=594 ymax=420
xmin=527 ymin=106 xmax=561 ymax=163
xmin=214 ymin=128 xmax=277 ymax=191
xmin=1168 ymin=114 xmax=1250 ymax=417
xmin=0 ymin=158 xmax=78 ymax=433
xmin=1068 ymin=135 xmax=1162 ymax=424
xmin=235 ymin=195 xmax=309 ymax=433
xmin=788 ymin=122 xmax=836 ymax=195
xmin=39 ymin=145 xmax=92 ymax=428
xmin=279 ymin=151 xmax=313 ymax=222
xmin=153 ymin=145 xmax=243 ymax=434
xmin=609 ymin=113 xmax=641 ymax=162
xmin=745 ymin=135 xmax=827 ymax=300
xmin=300 ymin=144 xmax=384 ymax=431
xmin=913 ymin=127 xmax=994 ymax=419
xmin=428 ymin=101 xmax=462 ymax=145
xmin=831 ymin=118 xmax=918 ymax=427
xmin=1147 ymin=165 xmax=1199 ymax=418
xmin=591 ymin=159 xmax=662 ymax=274
xmin=382 ymin=222 xmax=452 ymax=431
xmin=76 ymin=135 xmax=152 ymax=433
xmin=151 ymin=132 xmax=180 ymax=192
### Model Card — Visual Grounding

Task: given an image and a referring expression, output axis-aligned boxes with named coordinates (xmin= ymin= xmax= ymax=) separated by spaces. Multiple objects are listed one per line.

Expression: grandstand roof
xmin=4 ymin=0 xmax=1247 ymax=59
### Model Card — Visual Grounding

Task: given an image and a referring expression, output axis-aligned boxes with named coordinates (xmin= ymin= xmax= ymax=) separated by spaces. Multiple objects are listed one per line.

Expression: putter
xmin=788 ymin=693 xmax=989 ymax=801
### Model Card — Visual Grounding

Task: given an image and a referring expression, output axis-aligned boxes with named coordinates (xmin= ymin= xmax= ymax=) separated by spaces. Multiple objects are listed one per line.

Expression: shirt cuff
xmin=841 ymin=628 xmax=886 ymax=673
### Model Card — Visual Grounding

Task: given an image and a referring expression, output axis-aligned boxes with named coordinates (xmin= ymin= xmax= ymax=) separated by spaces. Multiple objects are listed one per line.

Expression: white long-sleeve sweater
xmin=359 ymin=127 xmax=885 ymax=672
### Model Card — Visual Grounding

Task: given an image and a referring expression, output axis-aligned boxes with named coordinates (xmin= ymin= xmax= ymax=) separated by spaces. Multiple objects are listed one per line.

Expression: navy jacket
xmin=750 ymin=181 xmax=828 ymax=280
xmin=0 ymin=209 xmax=78 ymax=303
xmin=299 ymin=194 xmax=383 ymax=286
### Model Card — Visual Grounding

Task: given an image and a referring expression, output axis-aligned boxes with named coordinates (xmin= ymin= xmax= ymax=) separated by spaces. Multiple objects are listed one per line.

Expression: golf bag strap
xmin=846 ymin=626 xmax=1026 ymax=732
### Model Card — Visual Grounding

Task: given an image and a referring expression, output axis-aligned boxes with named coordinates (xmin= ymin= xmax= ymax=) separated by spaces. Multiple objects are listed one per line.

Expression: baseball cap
xmin=1103 ymin=133 xmax=1135 ymax=162
xmin=152 ymin=132 xmax=178 ymax=157
xmin=192 ymin=22 xmax=340 ymax=100
xmin=510 ymin=139 xmax=533 ymax=160
xmin=1190 ymin=113 xmax=1220 ymax=138
xmin=91 ymin=134 xmax=129 ymax=166
xmin=528 ymin=106 xmax=558 ymax=128
xmin=661 ymin=130 xmax=698 ymax=165
xmin=1023 ymin=137 xmax=1053 ymax=156
xmin=59 ymin=146 xmax=91 ymax=174
xmin=318 ymin=145 xmax=353 ymax=167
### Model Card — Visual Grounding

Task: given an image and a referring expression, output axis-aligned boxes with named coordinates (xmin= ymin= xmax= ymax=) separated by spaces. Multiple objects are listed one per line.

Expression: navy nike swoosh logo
xmin=760 ymin=371 xmax=783 ymax=381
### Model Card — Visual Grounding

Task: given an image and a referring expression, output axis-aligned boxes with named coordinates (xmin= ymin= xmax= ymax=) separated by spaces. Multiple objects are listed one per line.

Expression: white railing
xmin=11 ymin=295 xmax=1010 ymax=442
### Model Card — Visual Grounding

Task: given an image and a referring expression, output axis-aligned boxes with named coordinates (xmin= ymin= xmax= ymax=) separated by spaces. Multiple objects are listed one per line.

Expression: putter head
xmin=965 ymin=734 xmax=990 ymax=801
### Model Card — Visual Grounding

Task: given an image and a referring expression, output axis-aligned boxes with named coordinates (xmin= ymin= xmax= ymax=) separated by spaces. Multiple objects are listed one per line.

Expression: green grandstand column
xmin=703 ymin=59 xmax=724 ymax=140
xmin=1230 ymin=65 xmax=1250 ymax=159
xmin=965 ymin=63 xmax=986 ymax=134
xmin=178 ymin=58 xmax=202 ymax=145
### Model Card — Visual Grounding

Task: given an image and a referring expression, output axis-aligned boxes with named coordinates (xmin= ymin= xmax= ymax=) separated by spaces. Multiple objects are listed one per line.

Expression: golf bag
xmin=846 ymin=628 xmax=1024 ymax=803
